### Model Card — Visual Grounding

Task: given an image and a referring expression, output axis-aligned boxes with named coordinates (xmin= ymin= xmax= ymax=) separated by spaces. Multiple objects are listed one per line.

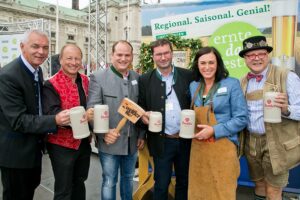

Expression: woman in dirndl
xmin=188 ymin=46 xmax=248 ymax=200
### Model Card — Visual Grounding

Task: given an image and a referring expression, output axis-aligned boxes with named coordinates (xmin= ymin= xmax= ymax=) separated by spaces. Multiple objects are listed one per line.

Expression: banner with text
xmin=144 ymin=0 xmax=299 ymax=78
xmin=151 ymin=2 xmax=271 ymax=39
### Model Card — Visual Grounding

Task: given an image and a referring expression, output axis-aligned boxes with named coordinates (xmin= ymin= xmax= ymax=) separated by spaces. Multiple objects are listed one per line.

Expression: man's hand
xmin=137 ymin=139 xmax=145 ymax=150
xmin=141 ymin=111 xmax=150 ymax=125
xmin=55 ymin=109 xmax=70 ymax=126
xmin=103 ymin=129 xmax=120 ymax=145
xmin=80 ymin=113 xmax=88 ymax=123
xmin=274 ymin=93 xmax=289 ymax=114
xmin=86 ymin=108 xmax=94 ymax=122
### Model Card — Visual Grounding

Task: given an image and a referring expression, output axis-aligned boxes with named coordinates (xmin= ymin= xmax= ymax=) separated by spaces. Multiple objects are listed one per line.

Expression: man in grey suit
xmin=87 ymin=40 xmax=144 ymax=200
xmin=0 ymin=30 xmax=70 ymax=200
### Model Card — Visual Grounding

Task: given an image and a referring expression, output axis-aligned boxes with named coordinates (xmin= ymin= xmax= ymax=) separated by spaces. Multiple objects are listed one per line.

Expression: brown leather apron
xmin=188 ymin=84 xmax=240 ymax=200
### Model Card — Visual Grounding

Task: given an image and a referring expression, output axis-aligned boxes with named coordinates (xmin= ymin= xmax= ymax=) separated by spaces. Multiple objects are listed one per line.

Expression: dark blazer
xmin=0 ymin=57 xmax=57 ymax=168
xmin=138 ymin=67 xmax=193 ymax=157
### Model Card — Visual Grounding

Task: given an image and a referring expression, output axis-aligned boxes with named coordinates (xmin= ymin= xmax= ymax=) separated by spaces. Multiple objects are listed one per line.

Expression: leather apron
xmin=188 ymin=83 xmax=240 ymax=200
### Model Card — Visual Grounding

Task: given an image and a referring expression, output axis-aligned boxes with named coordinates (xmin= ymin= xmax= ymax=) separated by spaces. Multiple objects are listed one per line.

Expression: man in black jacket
xmin=0 ymin=30 xmax=69 ymax=200
xmin=138 ymin=39 xmax=193 ymax=200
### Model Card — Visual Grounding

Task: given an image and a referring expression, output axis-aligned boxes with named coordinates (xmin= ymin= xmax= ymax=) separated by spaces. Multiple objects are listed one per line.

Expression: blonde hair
xmin=59 ymin=44 xmax=83 ymax=61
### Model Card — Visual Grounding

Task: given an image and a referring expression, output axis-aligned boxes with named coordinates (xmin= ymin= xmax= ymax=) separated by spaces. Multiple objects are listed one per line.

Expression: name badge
xmin=166 ymin=102 xmax=174 ymax=111
xmin=131 ymin=80 xmax=138 ymax=85
xmin=217 ymin=87 xmax=227 ymax=94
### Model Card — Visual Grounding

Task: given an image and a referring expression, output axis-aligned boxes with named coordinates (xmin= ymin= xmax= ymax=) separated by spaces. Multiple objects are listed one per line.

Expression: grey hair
xmin=21 ymin=29 xmax=49 ymax=44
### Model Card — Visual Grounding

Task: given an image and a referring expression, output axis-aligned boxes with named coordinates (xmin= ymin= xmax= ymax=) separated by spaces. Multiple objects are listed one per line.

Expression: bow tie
xmin=247 ymin=72 xmax=263 ymax=82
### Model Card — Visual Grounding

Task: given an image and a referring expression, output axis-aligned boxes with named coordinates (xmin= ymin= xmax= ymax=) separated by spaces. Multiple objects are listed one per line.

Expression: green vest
xmin=241 ymin=64 xmax=300 ymax=175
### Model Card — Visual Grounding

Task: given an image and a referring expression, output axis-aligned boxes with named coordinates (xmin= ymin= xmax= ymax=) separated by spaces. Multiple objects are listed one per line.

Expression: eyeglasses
xmin=244 ymin=52 xmax=268 ymax=60
xmin=153 ymin=51 xmax=171 ymax=58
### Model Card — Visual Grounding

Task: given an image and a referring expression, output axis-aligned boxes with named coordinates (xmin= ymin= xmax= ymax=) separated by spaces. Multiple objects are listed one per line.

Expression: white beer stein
xmin=69 ymin=106 xmax=90 ymax=139
xmin=264 ymin=92 xmax=281 ymax=123
xmin=93 ymin=104 xmax=109 ymax=133
xmin=179 ymin=109 xmax=195 ymax=138
xmin=148 ymin=111 xmax=162 ymax=132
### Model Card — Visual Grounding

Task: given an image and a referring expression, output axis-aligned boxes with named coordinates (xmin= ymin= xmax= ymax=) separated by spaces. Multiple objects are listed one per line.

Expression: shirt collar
xmin=156 ymin=66 xmax=174 ymax=79
xmin=123 ymin=70 xmax=129 ymax=80
xmin=21 ymin=54 xmax=39 ymax=73
xmin=110 ymin=65 xmax=129 ymax=79
xmin=75 ymin=72 xmax=82 ymax=83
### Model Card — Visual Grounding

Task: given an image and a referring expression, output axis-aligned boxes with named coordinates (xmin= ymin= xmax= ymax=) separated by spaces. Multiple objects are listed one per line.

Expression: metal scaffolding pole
xmin=88 ymin=0 xmax=108 ymax=76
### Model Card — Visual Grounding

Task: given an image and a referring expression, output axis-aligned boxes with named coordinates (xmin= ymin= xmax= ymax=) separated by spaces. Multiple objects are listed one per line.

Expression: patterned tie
xmin=34 ymin=70 xmax=39 ymax=82
xmin=247 ymin=72 xmax=263 ymax=82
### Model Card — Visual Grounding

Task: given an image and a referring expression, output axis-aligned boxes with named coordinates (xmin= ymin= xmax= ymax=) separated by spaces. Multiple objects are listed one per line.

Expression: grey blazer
xmin=87 ymin=66 xmax=143 ymax=155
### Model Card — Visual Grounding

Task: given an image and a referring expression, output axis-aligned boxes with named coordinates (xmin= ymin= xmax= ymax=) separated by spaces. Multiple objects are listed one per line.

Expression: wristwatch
xmin=282 ymin=106 xmax=291 ymax=117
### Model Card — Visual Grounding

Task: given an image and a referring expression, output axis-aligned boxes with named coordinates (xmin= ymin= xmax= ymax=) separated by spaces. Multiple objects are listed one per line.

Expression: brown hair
xmin=112 ymin=40 xmax=133 ymax=53
xmin=150 ymin=38 xmax=173 ymax=55
xmin=191 ymin=46 xmax=229 ymax=83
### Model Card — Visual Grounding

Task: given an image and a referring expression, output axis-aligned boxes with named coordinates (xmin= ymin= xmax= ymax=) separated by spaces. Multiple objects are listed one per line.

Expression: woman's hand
xmin=194 ymin=124 xmax=214 ymax=141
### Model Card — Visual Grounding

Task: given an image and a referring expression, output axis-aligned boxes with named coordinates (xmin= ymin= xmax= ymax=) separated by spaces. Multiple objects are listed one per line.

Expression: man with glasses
xmin=239 ymin=35 xmax=300 ymax=200
xmin=138 ymin=38 xmax=193 ymax=200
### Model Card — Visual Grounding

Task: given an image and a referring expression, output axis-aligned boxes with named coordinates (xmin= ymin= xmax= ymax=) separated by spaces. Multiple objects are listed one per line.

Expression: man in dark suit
xmin=0 ymin=29 xmax=70 ymax=200
xmin=138 ymin=39 xmax=193 ymax=200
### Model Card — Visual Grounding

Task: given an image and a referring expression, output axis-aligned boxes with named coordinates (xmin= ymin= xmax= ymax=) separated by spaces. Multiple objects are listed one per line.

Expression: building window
xmin=0 ymin=26 xmax=8 ymax=31
xmin=51 ymin=44 xmax=55 ymax=55
xmin=51 ymin=32 xmax=56 ymax=38
xmin=85 ymin=37 xmax=89 ymax=42
xmin=49 ymin=7 xmax=55 ymax=12
xmin=68 ymin=35 xmax=75 ymax=40
xmin=115 ymin=16 xmax=118 ymax=21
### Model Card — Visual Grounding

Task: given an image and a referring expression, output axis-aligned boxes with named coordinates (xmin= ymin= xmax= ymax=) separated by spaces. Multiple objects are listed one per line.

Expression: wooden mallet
xmin=115 ymin=98 xmax=145 ymax=133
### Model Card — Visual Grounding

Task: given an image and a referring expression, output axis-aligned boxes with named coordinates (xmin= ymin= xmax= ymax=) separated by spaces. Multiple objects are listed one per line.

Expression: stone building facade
xmin=0 ymin=0 xmax=141 ymax=69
